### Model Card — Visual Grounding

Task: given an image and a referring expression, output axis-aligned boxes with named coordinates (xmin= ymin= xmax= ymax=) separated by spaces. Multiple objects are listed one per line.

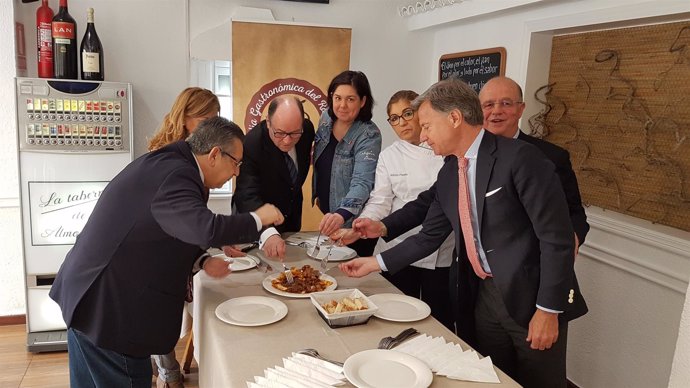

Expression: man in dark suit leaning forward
xmin=50 ymin=116 xmax=284 ymax=388
xmin=234 ymin=96 xmax=315 ymax=258
xmin=339 ymin=78 xmax=587 ymax=388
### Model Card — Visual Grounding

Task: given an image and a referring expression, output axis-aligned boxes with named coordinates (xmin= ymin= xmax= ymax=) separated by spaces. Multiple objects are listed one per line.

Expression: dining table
xmin=192 ymin=232 xmax=521 ymax=388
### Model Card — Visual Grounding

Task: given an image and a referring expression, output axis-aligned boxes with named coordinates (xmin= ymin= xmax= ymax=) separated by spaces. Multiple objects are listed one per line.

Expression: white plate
xmin=306 ymin=245 xmax=357 ymax=262
xmin=214 ymin=296 xmax=288 ymax=326
xmin=212 ymin=253 xmax=258 ymax=272
xmin=368 ymin=293 xmax=431 ymax=322
xmin=262 ymin=272 xmax=337 ymax=298
xmin=344 ymin=349 xmax=433 ymax=388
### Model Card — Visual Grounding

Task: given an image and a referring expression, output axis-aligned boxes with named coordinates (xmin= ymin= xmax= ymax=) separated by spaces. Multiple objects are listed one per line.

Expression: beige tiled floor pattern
xmin=0 ymin=324 xmax=198 ymax=388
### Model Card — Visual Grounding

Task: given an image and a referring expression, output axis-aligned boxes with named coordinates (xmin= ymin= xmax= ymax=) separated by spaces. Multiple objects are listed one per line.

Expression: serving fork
xmin=282 ymin=263 xmax=294 ymax=284
xmin=320 ymin=238 xmax=341 ymax=269
xmin=310 ymin=231 xmax=323 ymax=258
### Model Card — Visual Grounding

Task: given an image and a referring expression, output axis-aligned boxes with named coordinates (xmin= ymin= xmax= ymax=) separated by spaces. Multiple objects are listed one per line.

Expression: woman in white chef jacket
xmin=357 ymin=90 xmax=454 ymax=330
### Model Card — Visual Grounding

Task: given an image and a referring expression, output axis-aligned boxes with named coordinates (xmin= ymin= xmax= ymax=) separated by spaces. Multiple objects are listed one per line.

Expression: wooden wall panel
xmin=530 ymin=21 xmax=690 ymax=231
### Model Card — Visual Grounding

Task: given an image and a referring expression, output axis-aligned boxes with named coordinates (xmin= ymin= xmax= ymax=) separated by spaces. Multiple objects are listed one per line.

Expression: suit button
xmin=568 ymin=298 xmax=574 ymax=304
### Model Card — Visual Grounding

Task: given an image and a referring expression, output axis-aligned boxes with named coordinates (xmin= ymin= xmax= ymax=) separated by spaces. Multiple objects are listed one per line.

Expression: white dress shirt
xmin=367 ymin=141 xmax=454 ymax=269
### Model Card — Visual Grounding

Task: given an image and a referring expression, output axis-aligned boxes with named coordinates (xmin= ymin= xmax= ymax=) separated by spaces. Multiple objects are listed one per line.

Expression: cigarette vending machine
xmin=15 ymin=77 xmax=133 ymax=352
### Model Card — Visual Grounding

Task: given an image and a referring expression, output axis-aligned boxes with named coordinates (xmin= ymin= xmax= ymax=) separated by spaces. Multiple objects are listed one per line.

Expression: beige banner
xmin=232 ymin=21 xmax=352 ymax=230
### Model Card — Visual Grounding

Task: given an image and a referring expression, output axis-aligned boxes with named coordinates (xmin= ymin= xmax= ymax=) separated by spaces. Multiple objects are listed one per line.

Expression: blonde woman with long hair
xmin=150 ymin=87 xmax=219 ymax=388
xmin=148 ymin=87 xmax=220 ymax=151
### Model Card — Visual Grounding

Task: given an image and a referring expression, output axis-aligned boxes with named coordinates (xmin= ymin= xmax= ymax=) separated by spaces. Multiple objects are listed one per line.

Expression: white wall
xmin=408 ymin=1 xmax=690 ymax=386
xmin=1 ymin=0 xmax=24 ymax=317
xmin=670 ymin=281 xmax=690 ymax=387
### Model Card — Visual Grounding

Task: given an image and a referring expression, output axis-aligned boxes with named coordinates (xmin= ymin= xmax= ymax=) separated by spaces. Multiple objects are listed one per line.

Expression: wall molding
xmin=0 ymin=197 xmax=20 ymax=209
xmin=580 ymin=207 xmax=690 ymax=294
xmin=406 ymin=0 xmax=545 ymax=31
xmin=0 ymin=315 xmax=25 ymax=326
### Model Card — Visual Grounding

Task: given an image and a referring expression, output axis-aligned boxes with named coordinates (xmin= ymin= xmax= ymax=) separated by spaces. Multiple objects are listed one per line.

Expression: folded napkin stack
xmin=395 ymin=334 xmax=500 ymax=384
xmin=246 ymin=353 xmax=347 ymax=388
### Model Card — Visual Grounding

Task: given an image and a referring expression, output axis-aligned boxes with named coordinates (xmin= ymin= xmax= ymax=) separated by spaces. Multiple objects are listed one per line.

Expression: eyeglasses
xmin=268 ymin=121 xmax=303 ymax=139
xmin=481 ymin=100 xmax=524 ymax=111
xmin=387 ymin=108 xmax=415 ymax=126
xmin=220 ymin=149 xmax=243 ymax=168
xmin=272 ymin=129 xmax=303 ymax=139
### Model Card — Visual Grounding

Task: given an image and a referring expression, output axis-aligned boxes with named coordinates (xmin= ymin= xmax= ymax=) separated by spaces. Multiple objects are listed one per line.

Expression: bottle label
xmin=52 ymin=22 xmax=75 ymax=39
xmin=38 ymin=23 xmax=53 ymax=60
xmin=82 ymin=52 xmax=100 ymax=72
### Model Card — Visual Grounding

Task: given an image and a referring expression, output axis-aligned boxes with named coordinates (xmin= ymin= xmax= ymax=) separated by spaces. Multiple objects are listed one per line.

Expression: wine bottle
xmin=36 ymin=0 xmax=54 ymax=78
xmin=80 ymin=8 xmax=103 ymax=81
xmin=52 ymin=0 xmax=77 ymax=79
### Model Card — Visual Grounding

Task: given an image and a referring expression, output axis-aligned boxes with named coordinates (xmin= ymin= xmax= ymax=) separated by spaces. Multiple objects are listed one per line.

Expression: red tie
xmin=457 ymin=157 xmax=490 ymax=279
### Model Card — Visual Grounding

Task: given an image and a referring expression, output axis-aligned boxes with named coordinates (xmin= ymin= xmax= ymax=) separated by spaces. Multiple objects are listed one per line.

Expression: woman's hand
xmin=319 ymin=213 xmax=345 ymax=236
xmin=352 ymin=218 xmax=386 ymax=239
xmin=329 ymin=228 xmax=360 ymax=245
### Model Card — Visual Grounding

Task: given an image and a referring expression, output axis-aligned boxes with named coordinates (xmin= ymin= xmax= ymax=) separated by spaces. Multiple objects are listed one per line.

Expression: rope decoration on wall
xmin=529 ymin=21 xmax=690 ymax=231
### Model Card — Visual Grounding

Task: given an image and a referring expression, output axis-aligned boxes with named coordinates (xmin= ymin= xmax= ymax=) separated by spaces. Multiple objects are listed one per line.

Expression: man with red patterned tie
xmin=339 ymin=78 xmax=587 ymax=388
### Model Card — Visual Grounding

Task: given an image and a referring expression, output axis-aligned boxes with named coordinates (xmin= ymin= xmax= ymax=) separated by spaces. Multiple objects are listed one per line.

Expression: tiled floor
xmin=0 ymin=324 xmax=198 ymax=388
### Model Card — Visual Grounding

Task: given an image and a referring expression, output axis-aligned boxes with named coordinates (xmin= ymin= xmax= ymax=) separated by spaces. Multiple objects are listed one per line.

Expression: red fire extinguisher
xmin=36 ymin=0 xmax=54 ymax=78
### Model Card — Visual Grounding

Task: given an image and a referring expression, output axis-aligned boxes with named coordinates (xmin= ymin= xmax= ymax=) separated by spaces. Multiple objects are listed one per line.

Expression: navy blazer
xmin=381 ymin=131 xmax=587 ymax=329
xmin=517 ymin=131 xmax=589 ymax=245
xmin=383 ymin=131 xmax=589 ymax=246
xmin=234 ymin=119 xmax=315 ymax=233
xmin=50 ymin=141 xmax=260 ymax=357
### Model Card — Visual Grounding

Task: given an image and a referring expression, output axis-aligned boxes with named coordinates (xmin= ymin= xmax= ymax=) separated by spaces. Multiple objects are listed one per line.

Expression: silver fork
xmin=310 ymin=231 xmax=323 ymax=258
xmin=282 ymin=263 xmax=294 ymax=284
xmin=321 ymin=238 xmax=340 ymax=269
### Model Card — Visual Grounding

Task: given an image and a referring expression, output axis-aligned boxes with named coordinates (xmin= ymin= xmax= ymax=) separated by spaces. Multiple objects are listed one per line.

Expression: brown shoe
xmin=156 ymin=378 xmax=184 ymax=388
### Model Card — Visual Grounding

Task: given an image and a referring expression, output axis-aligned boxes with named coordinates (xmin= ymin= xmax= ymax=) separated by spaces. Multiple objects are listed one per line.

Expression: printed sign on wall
xmin=28 ymin=181 xmax=107 ymax=245
xmin=232 ymin=21 xmax=352 ymax=230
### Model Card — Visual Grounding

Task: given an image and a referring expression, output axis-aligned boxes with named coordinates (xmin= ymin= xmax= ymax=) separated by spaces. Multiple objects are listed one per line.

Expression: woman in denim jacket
xmin=313 ymin=71 xmax=382 ymax=256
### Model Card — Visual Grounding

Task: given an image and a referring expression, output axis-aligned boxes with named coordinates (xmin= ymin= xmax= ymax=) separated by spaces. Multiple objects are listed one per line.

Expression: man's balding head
xmin=479 ymin=77 xmax=526 ymax=138
xmin=266 ymin=97 xmax=306 ymax=152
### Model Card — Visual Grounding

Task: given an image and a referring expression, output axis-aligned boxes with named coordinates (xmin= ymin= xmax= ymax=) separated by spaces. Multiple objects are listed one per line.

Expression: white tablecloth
xmin=193 ymin=238 xmax=521 ymax=388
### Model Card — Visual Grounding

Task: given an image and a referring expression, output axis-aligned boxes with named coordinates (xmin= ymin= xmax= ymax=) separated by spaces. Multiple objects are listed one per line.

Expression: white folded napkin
xmin=291 ymin=353 xmax=344 ymax=375
xmin=395 ymin=333 xmax=500 ymax=384
xmin=444 ymin=356 xmax=501 ymax=383
xmin=246 ymin=353 xmax=347 ymax=388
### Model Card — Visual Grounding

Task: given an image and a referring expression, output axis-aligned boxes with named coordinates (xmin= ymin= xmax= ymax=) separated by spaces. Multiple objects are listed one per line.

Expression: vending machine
xmin=15 ymin=77 xmax=133 ymax=352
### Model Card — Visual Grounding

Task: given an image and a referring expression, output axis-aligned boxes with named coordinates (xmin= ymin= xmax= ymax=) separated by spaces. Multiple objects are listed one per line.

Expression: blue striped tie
xmin=285 ymin=153 xmax=298 ymax=185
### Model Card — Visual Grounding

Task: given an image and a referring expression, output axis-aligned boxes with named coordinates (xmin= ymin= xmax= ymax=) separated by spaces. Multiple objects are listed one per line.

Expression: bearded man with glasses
xmin=234 ymin=96 xmax=316 ymax=259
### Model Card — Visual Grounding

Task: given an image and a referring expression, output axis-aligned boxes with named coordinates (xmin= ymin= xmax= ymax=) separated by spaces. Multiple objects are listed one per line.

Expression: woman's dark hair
xmin=386 ymin=90 xmax=419 ymax=115
xmin=327 ymin=70 xmax=374 ymax=122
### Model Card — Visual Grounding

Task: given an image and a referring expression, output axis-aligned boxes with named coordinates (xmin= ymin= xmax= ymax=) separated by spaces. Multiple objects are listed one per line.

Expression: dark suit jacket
xmin=383 ymin=131 xmax=589 ymax=246
xmin=234 ymin=119 xmax=315 ymax=233
xmin=49 ymin=141 xmax=260 ymax=357
xmin=517 ymin=131 xmax=589 ymax=245
xmin=381 ymin=131 xmax=588 ymax=330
